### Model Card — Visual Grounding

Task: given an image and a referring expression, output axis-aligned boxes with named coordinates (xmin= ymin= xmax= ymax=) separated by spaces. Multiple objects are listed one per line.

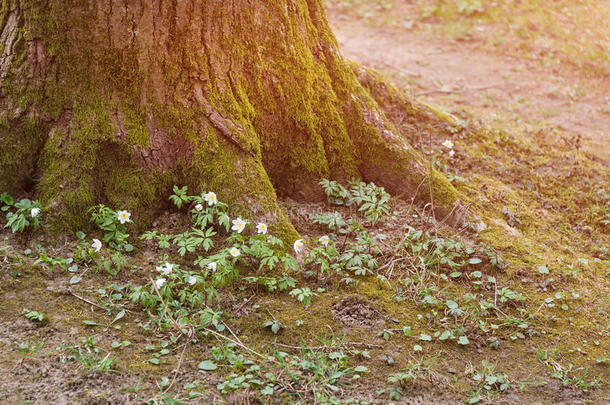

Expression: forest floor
xmin=0 ymin=2 xmax=608 ymax=405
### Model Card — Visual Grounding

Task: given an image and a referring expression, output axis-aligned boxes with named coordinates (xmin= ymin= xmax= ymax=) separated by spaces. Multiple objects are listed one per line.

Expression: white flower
xmin=188 ymin=276 xmax=197 ymax=285
xmin=449 ymin=150 xmax=455 ymax=157
xmin=231 ymin=217 xmax=246 ymax=233
xmin=319 ymin=235 xmax=330 ymax=247
xmin=229 ymin=247 xmax=240 ymax=257
xmin=117 ymin=210 xmax=131 ymax=224
xmin=156 ymin=262 xmax=174 ymax=275
xmin=204 ymin=191 xmax=217 ymax=206
xmin=256 ymin=222 xmax=268 ymax=235
xmin=442 ymin=139 xmax=454 ymax=149
xmin=155 ymin=278 xmax=166 ymax=289
xmin=30 ymin=207 xmax=41 ymax=218
xmin=195 ymin=203 xmax=203 ymax=211
xmin=91 ymin=239 xmax=102 ymax=252
xmin=293 ymin=239 xmax=304 ymax=254
xmin=207 ymin=261 xmax=217 ymax=272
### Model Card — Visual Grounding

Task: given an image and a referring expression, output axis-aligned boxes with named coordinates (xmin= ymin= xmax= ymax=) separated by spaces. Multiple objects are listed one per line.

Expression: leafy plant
xmin=62 ymin=337 xmax=116 ymax=371
xmin=289 ymin=288 xmax=317 ymax=306
xmin=89 ymin=204 xmax=133 ymax=251
xmin=319 ymin=179 xmax=391 ymax=224
xmin=23 ymin=308 xmax=46 ymax=322
xmin=468 ymin=360 xmax=510 ymax=403
xmin=1 ymin=193 xmax=43 ymax=233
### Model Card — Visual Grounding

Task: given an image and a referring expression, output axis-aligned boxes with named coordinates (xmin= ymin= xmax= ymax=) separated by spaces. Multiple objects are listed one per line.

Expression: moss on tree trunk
xmin=0 ymin=0 xmax=460 ymax=238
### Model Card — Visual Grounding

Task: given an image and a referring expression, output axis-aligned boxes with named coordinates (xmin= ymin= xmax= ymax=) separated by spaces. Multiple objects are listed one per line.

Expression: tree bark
xmin=0 ymin=0 xmax=459 ymax=235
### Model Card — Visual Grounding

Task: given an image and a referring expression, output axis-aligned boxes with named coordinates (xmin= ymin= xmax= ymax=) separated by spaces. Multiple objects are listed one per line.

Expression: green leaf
xmin=354 ymin=365 xmax=368 ymax=373
xmin=69 ymin=275 xmax=82 ymax=285
xmin=538 ymin=265 xmax=549 ymax=274
xmin=419 ymin=333 xmax=432 ymax=341
xmin=439 ymin=330 xmax=452 ymax=340
xmin=112 ymin=310 xmax=126 ymax=324
xmin=261 ymin=385 xmax=274 ymax=395
xmin=198 ymin=360 xmax=217 ymax=371
xmin=469 ymin=258 xmax=482 ymax=264
xmin=457 ymin=336 xmax=470 ymax=345
xmin=82 ymin=320 xmax=98 ymax=326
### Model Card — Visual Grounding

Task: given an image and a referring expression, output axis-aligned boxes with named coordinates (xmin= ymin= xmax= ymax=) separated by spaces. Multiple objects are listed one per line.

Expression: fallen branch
xmin=68 ymin=289 xmax=108 ymax=312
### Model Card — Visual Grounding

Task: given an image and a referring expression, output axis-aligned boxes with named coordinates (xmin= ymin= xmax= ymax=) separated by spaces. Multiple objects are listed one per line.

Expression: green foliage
xmin=319 ymin=179 xmax=391 ymax=224
xmin=133 ymin=186 xmax=299 ymax=331
xmin=312 ymin=211 xmax=347 ymax=232
xmin=88 ymin=204 xmax=133 ymax=251
xmin=289 ymin=288 xmax=317 ymax=306
xmin=1 ymin=193 xmax=43 ymax=233
xmin=383 ymin=352 xmax=441 ymax=400
xmin=62 ymin=337 xmax=116 ymax=371
xmin=34 ymin=250 xmax=73 ymax=271
xmin=402 ymin=225 xmax=466 ymax=270
xmin=23 ymin=308 xmax=46 ymax=322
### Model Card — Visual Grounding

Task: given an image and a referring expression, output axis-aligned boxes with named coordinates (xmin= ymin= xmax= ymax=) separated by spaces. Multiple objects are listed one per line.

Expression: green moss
xmin=0 ymin=0 xmax=464 ymax=239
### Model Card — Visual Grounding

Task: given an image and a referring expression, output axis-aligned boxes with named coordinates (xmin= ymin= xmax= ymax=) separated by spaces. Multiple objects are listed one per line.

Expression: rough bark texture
xmin=0 ymin=0 xmax=459 ymax=236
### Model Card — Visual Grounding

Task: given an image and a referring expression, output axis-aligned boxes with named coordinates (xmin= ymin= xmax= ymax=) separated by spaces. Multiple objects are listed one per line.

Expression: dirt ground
xmin=326 ymin=7 xmax=609 ymax=163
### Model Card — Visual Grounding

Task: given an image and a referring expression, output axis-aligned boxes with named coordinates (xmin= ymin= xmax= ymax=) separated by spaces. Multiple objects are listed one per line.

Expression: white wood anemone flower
xmin=231 ymin=218 xmax=247 ymax=233
xmin=204 ymin=191 xmax=217 ymax=206
xmin=230 ymin=247 xmax=240 ymax=257
xmin=256 ymin=222 xmax=268 ymax=235
xmin=91 ymin=239 xmax=102 ymax=252
xmin=117 ymin=210 xmax=131 ymax=224
xmin=155 ymin=278 xmax=166 ymax=289
xmin=442 ymin=139 xmax=454 ymax=149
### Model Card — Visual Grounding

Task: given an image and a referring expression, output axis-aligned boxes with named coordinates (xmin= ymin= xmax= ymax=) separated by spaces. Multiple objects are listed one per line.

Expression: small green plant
xmin=550 ymin=363 xmax=601 ymax=392
xmin=34 ymin=251 xmax=73 ymax=271
xmin=383 ymin=352 xmax=441 ymax=400
xmin=319 ymin=179 xmax=391 ymax=224
xmin=262 ymin=318 xmax=284 ymax=334
xmin=72 ymin=231 xmax=100 ymax=263
xmin=17 ymin=340 xmax=44 ymax=357
xmin=468 ymin=360 xmax=510 ymax=403
xmin=23 ymin=309 xmax=46 ymax=322
xmin=289 ymin=287 xmax=317 ymax=306
xmin=89 ymin=205 xmax=133 ymax=251
xmin=62 ymin=337 xmax=116 ymax=371
xmin=1 ymin=193 xmax=43 ymax=233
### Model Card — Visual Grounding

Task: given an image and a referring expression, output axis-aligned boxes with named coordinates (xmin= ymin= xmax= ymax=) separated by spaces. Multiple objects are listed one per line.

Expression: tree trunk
xmin=0 ymin=0 xmax=459 ymax=235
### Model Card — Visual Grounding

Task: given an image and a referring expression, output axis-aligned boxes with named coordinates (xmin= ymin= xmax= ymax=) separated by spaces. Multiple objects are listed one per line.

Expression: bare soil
xmin=328 ymin=16 xmax=610 ymax=162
